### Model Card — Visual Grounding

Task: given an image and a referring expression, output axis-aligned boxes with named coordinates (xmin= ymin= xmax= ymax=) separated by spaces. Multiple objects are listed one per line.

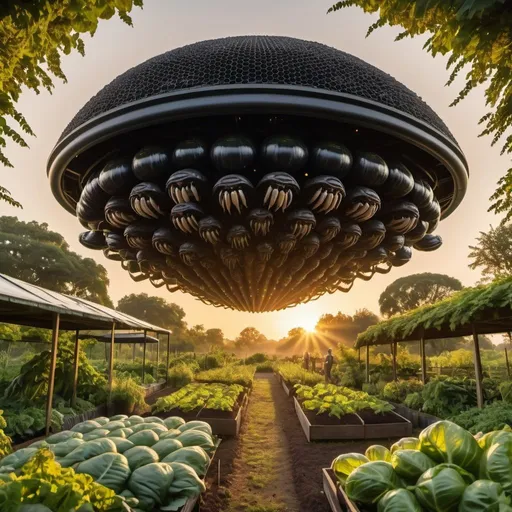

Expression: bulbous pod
xmin=98 ymin=158 xmax=138 ymax=195
xmin=336 ymin=222 xmax=362 ymax=249
xmin=404 ymin=220 xmax=429 ymax=245
xmin=390 ymin=246 xmax=413 ymax=266
xmin=213 ymin=174 xmax=253 ymax=215
xmin=219 ymin=246 xmax=240 ymax=269
xmin=79 ymin=231 xmax=107 ymax=250
xmin=152 ymin=227 xmax=180 ymax=256
xmin=379 ymin=163 xmax=414 ymax=199
xmin=258 ymin=172 xmax=300 ymax=212
xmin=103 ymin=248 xmax=123 ymax=261
xmin=179 ymin=242 xmax=205 ymax=266
xmin=317 ymin=243 xmax=333 ymax=260
xmin=311 ymin=141 xmax=352 ymax=178
xmin=299 ymin=233 xmax=321 ymax=258
xmin=104 ymin=197 xmax=138 ymax=229
xmin=166 ymin=169 xmax=208 ymax=204
xmin=341 ymin=186 xmax=381 ymax=222
xmin=350 ymin=152 xmax=389 ymax=187
xmin=124 ymin=221 xmax=155 ymax=249
xmin=76 ymin=177 xmax=109 ymax=224
xmin=317 ymin=216 xmax=342 ymax=243
xmin=357 ymin=219 xmax=386 ymax=250
xmin=364 ymin=246 xmax=388 ymax=265
xmin=408 ymin=180 xmax=434 ymax=208
xmin=276 ymin=233 xmax=297 ymax=254
xmin=105 ymin=232 xmax=130 ymax=251
xmin=122 ymin=259 xmax=140 ymax=274
xmin=129 ymin=182 xmax=169 ymax=219
xmin=227 ymin=225 xmax=251 ymax=250
xmin=260 ymin=135 xmax=308 ymax=173
xmin=303 ymin=175 xmax=345 ymax=214
xmin=414 ymin=234 xmax=442 ymax=251
xmin=172 ymin=139 xmax=208 ymax=169
xmin=137 ymin=248 xmax=165 ymax=272
xmin=256 ymin=242 xmax=274 ymax=262
xmin=382 ymin=234 xmax=405 ymax=252
xmin=427 ymin=217 xmax=439 ymax=234
xmin=247 ymin=208 xmax=274 ymax=237
xmin=379 ymin=201 xmax=420 ymax=235
xmin=119 ymin=249 xmax=138 ymax=261
xmin=132 ymin=146 xmax=172 ymax=181
xmin=419 ymin=198 xmax=441 ymax=222
xmin=171 ymin=202 xmax=205 ymax=234
xmin=198 ymin=216 xmax=222 ymax=245
xmin=211 ymin=135 xmax=256 ymax=172
xmin=286 ymin=209 xmax=316 ymax=239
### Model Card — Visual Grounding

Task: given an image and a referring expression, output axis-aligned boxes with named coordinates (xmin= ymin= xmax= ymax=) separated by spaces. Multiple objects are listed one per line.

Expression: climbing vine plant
xmin=328 ymin=0 xmax=512 ymax=219
xmin=0 ymin=0 xmax=144 ymax=207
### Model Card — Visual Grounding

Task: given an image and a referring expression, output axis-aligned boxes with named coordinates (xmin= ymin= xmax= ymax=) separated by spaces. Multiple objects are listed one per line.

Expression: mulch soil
xmin=200 ymin=373 xmax=409 ymax=512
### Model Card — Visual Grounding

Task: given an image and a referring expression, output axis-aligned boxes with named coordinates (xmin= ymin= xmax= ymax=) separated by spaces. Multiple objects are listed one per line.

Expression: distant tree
xmin=0 ymin=216 xmax=112 ymax=305
xmin=379 ymin=273 xmax=463 ymax=317
xmin=117 ymin=293 xmax=186 ymax=331
xmin=328 ymin=0 xmax=512 ymax=220
xmin=0 ymin=1 xmax=143 ymax=206
xmin=205 ymin=328 xmax=225 ymax=348
xmin=468 ymin=224 xmax=512 ymax=282
xmin=235 ymin=327 xmax=268 ymax=352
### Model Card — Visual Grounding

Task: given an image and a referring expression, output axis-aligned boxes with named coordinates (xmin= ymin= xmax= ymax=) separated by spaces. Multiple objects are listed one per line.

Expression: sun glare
xmin=300 ymin=316 xmax=318 ymax=333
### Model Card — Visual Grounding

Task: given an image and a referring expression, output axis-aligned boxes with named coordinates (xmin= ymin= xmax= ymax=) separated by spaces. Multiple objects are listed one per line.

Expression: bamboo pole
xmin=142 ymin=330 xmax=147 ymax=384
xmin=420 ymin=335 xmax=427 ymax=385
xmin=505 ymin=348 xmax=511 ymax=378
xmin=45 ymin=313 xmax=60 ymax=436
xmin=472 ymin=325 xmax=484 ymax=409
xmin=166 ymin=333 xmax=171 ymax=386
xmin=108 ymin=322 xmax=116 ymax=403
xmin=71 ymin=329 xmax=80 ymax=408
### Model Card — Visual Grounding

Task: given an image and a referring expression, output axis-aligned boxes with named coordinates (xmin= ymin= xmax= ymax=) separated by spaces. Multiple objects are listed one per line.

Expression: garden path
xmin=225 ymin=374 xmax=300 ymax=512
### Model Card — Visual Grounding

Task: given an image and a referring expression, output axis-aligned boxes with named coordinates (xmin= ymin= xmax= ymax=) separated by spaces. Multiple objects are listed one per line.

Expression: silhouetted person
xmin=304 ymin=351 xmax=310 ymax=370
xmin=324 ymin=348 xmax=334 ymax=383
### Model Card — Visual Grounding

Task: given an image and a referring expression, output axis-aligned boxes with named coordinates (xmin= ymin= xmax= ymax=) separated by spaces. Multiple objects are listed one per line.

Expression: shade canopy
xmin=355 ymin=277 xmax=512 ymax=347
xmin=0 ymin=273 xmax=171 ymax=333
xmin=79 ymin=332 xmax=160 ymax=344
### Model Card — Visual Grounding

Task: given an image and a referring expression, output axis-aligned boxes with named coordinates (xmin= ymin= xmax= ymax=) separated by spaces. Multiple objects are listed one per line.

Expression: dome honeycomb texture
xmin=61 ymin=35 xmax=454 ymax=142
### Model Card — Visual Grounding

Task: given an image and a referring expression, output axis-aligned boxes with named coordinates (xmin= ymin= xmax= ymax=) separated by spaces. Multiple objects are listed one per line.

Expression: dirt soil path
xmin=224 ymin=374 xmax=300 ymax=512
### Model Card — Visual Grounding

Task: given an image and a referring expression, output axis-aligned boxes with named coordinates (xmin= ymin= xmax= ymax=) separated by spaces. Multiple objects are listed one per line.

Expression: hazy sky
xmin=0 ymin=0 xmax=508 ymax=339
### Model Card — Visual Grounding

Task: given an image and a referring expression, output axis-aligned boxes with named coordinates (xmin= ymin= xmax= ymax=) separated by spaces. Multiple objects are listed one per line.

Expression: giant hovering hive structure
xmin=47 ymin=36 xmax=468 ymax=312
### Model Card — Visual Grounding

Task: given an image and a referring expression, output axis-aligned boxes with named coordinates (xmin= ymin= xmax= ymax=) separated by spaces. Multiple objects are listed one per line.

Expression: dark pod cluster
xmin=76 ymin=135 xmax=444 ymax=311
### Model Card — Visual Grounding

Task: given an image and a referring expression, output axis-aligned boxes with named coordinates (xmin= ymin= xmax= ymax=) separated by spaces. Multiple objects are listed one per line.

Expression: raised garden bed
xmin=143 ymin=380 xmax=166 ymax=397
xmin=391 ymin=402 xmax=440 ymax=428
xmin=281 ymin=378 xmax=294 ymax=397
xmin=294 ymin=398 xmax=412 ymax=442
xmin=323 ymin=468 xmax=361 ymax=512
xmin=158 ymin=391 xmax=250 ymax=437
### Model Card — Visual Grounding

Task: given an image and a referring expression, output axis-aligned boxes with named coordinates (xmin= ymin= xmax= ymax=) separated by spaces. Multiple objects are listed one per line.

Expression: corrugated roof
xmin=79 ymin=332 xmax=160 ymax=344
xmin=0 ymin=273 xmax=171 ymax=334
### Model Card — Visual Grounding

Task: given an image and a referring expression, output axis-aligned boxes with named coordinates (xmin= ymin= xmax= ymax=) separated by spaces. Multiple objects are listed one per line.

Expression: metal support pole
xmin=420 ymin=335 xmax=427 ymax=385
xmin=108 ymin=322 xmax=116 ymax=403
xmin=156 ymin=336 xmax=160 ymax=378
xmin=472 ymin=325 xmax=484 ymax=409
xmin=71 ymin=329 xmax=80 ymax=408
xmin=142 ymin=330 xmax=147 ymax=384
xmin=391 ymin=342 xmax=397 ymax=382
xmin=365 ymin=345 xmax=370 ymax=384
xmin=45 ymin=313 xmax=60 ymax=436
xmin=505 ymin=348 xmax=511 ymax=378
xmin=166 ymin=333 xmax=170 ymax=386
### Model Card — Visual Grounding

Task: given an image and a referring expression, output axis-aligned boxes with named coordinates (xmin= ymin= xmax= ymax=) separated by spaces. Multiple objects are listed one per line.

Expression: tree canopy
xmin=379 ymin=272 xmax=463 ymax=317
xmin=0 ymin=216 xmax=112 ymax=305
xmin=117 ymin=293 xmax=186 ymax=332
xmin=0 ymin=0 xmax=143 ymax=206
xmin=329 ymin=0 xmax=512 ymax=220
xmin=234 ymin=327 xmax=269 ymax=353
xmin=468 ymin=224 xmax=512 ymax=282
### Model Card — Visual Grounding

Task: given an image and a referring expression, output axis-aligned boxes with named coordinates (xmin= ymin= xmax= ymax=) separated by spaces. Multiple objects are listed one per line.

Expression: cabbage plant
xmin=331 ymin=453 xmax=369 ymax=485
xmin=391 ymin=449 xmax=436 ymax=482
xmin=366 ymin=445 xmax=391 ymax=462
xmin=459 ymin=480 xmax=511 ymax=511
xmin=377 ymin=488 xmax=422 ymax=512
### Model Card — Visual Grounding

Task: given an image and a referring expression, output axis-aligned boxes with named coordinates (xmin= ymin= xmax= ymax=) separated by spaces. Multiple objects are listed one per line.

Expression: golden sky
xmin=0 ymin=0 xmax=508 ymax=339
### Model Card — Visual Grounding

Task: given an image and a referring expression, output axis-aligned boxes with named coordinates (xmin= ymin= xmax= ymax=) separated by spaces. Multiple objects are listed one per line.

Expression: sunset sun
xmin=300 ymin=316 xmax=318 ymax=333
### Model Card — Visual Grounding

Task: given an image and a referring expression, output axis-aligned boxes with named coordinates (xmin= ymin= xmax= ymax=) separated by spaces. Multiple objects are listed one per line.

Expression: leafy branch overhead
xmin=0 ymin=0 xmax=143 ymax=203
xmin=328 ymin=0 xmax=512 ymax=219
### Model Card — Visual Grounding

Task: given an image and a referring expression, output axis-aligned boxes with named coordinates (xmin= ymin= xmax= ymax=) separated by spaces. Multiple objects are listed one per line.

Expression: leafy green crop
xmin=152 ymin=383 xmax=244 ymax=414
xmin=277 ymin=362 xmax=323 ymax=386
xmin=194 ymin=365 xmax=255 ymax=388
xmin=450 ymin=401 xmax=512 ymax=434
xmin=295 ymin=383 xmax=393 ymax=418
xmin=0 ymin=410 xmax=11 ymax=460
xmin=382 ymin=379 xmax=424 ymax=403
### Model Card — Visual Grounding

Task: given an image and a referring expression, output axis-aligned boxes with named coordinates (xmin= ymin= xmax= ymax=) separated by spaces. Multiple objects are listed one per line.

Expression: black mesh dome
xmin=60 ymin=35 xmax=454 ymax=143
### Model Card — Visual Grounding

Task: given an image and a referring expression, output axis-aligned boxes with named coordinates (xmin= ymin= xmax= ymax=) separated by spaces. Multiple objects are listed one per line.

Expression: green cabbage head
xmin=391 ymin=449 xmax=436 ymax=482
xmin=390 ymin=437 xmax=420 ymax=453
xmin=345 ymin=461 xmax=403 ymax=504
xmin=161 ymin=446 xmax=210 ymax=477
xmin=415 ymin=463 xmax=474 ymax=512
xmin=128 ymin=462 xmax=174 ymax=510
xmin=419 ymin=421 xmax=482 ymax=475
xmin=480 ymin=434 xmax=512 ymax=496
xmin=76 ymin=452 xmax=131 ymax=493
xmin=377 ymin=488 xmax=422 ymax=512
xmin=459 ymin=480 xmax=511 ymax=511
xmin=331 ymin=453 xmax=369 ymax=485
xmin=366 ymin=445 xmax=392 ymax=462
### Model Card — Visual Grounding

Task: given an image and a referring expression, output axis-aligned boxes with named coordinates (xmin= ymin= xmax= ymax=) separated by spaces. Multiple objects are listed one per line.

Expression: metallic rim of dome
xmin=47 ymin=83 xmax=469 ymax=217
